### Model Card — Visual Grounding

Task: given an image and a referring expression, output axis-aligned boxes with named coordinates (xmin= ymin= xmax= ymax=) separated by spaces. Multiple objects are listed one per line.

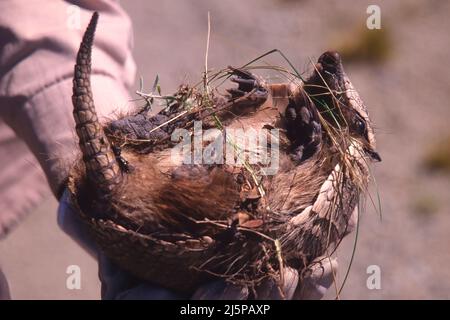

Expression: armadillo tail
xmin=72 ymin=12 xmax=122 ymax=199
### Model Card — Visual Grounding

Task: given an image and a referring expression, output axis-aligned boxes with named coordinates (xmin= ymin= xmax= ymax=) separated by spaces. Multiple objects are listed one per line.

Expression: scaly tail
xmin=72 ymin=12 xmax=122 ymax=200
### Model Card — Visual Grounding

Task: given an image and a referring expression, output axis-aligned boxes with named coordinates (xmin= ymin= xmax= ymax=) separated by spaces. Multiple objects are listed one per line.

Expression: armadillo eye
xmin=354 ymin=117 xmax=366 ymax=135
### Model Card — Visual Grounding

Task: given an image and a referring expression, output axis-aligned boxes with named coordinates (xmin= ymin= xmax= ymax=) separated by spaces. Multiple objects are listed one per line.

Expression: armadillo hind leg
xmin=226 ymin=67 xmax=269 ymax=108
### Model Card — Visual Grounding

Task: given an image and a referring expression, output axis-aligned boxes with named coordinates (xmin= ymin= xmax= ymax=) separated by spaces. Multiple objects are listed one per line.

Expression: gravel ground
xmin=1 ymin=0 xmax=449 ymax=299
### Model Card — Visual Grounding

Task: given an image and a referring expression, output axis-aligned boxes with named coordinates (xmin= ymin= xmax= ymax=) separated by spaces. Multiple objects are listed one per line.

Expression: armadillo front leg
xmin=268 ymin=83 xmax=322 ymax=162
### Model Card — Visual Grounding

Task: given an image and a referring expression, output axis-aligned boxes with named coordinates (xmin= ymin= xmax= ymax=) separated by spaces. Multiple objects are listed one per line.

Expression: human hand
xmin=191 ymin=257 xmax=338 ymax=300
xmin=0 ymin=267 xmax=10 ymax=300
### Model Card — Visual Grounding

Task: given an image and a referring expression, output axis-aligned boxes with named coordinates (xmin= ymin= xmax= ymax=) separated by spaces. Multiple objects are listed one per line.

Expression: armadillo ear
xmin=72 ymin=12 xmax=122 ymax=199
xmin=317 ymin=51 xmax=342 ymax=74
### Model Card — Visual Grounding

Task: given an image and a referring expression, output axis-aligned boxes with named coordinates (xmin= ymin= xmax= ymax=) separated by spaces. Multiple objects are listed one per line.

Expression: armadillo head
xmin=72 ymin=12 xmax=122 ymax=204
xmin=305 ymin=51 xmax=381 ymax=162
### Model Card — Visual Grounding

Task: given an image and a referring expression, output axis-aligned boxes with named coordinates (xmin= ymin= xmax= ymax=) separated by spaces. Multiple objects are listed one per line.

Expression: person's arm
xmin=0 ymin=0 xmax=138 ymax=297
xmin=0 ymin=0 xmax=136 ymax=198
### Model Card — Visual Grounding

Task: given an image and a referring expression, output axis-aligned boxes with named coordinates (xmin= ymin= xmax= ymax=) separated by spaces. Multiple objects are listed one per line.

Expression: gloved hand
xmin=58 ymin=189 xmax=350 ymax=300
xmin=0 ymin=267 xmax=10 ymax=300
xmin=191 ymin=260 xmax=338 ymax=300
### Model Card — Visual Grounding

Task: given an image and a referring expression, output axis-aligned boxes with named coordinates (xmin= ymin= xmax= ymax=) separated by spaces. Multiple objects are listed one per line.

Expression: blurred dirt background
xmin=1 ymin=0 xmax=449 ymax=299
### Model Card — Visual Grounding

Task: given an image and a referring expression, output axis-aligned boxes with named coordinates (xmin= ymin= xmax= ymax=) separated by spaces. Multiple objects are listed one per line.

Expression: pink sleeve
xmin=0 ymin=0 xmax=136 ymax=237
